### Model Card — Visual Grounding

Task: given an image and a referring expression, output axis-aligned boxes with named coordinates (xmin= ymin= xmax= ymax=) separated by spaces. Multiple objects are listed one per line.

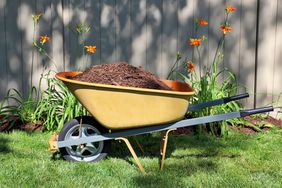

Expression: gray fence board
xmin=237 ymin=0 xmax=257 ymax=108
xmin=64 ymin=0 xmax=86 ymax=70
xmin=272 ymin=0 xmax=282 ymax=117
xmin=115 ymin=0 xmax=131 ymax=63
xmin=207 ymin=0 xmax=225 ymax=80
xmin=19 ymin=0 xmax=36 ymax=96
xmin=85 ymin=0 xmax=101 ymax=66
xmin=224 ymin=0 xmax=241 ymax=81
xmin=196 ymin=0 xmax=211 ymax=73
xmin=130 ymin=0 xmax=147 ymax=68
xmin=274 ymin=0 xmax=282 ymax=99
xmin=5 ymin=0 xmax=22 ymax=95
xmin=100 ymin=0 xmax=116 ymax=64
xmin=256 ymin=0 xmax=278 ymax=107
xmin=0 ymin=0 xmax=7 ymax=99
xmin=146 ymin=0 xmax=163 ymax=75
xmin=177 ymin=0 xmax=195 ymax=78
xmin=162 ymin=0 xmax=178 ymax=78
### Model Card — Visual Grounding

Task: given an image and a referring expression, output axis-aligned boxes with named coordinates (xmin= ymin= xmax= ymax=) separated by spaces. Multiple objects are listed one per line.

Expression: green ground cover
xmin=0 ymin=129 xmax=281 ymax=188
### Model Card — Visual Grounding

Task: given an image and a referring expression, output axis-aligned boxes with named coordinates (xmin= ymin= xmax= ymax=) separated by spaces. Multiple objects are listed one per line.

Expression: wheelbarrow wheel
xmin=58 ymin=116 xmax=110 ymax=162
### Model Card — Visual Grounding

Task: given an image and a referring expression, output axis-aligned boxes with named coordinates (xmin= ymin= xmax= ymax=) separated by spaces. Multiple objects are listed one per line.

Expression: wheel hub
xmin=64 ymin=124 xmax=104 ymax=161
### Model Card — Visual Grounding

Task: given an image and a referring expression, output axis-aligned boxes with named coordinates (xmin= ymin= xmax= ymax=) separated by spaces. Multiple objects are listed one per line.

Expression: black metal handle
xmin=188 ymin=93 xmax=250 ymax=111
xmin=240 ymin=106 xmax=274 ymax=117
xmin=223 ymin=93 xmax=249 ymax=103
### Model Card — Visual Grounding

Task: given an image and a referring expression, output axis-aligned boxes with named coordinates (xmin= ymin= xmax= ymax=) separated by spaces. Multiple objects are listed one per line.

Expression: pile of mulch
xmin=72 ymin=62 xmax=172 ymax=91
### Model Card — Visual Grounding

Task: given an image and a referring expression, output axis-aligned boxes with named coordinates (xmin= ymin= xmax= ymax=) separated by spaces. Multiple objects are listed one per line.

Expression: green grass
xmin=0 ymin=129 xmax=282 ymax=188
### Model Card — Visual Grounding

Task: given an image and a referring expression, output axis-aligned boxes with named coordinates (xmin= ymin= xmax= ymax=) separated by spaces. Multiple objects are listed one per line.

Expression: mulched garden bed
xmin=0 ymin=116 xmax=44 ymax=133
xmin=72 ymin=62 xmax=172 ymax=91
xmin=244 ymin=115 xmax=282 ymax=129
xmin=172 ymin=115 xmax=282 ymax=135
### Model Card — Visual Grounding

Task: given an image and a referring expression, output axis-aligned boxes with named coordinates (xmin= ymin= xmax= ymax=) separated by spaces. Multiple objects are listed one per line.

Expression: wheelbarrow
xmin=49 ymin=71 xmax=273 ymax=174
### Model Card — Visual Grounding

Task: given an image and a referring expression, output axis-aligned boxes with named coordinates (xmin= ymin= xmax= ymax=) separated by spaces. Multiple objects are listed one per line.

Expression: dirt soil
xmin=0 ymin=116 xmax=44 ymax=133
xmin=72 ymin=62 xmax=172 ymax=91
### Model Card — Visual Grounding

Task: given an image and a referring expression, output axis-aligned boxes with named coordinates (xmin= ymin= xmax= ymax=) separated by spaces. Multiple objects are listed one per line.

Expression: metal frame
xmin=159 ymin=129 xmax=176 ymax=171
xmin=57 ymin=111 xmax=242 ymax=148
xmin=50 ymin=93 xmax=273 ymax=173
xmin=116 ymin=137 xmax=146 ymax=175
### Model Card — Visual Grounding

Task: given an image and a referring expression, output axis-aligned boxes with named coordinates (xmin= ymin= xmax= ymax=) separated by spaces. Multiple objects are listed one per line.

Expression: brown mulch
xmin=228 ymin=115 xmax=282 ymax=134
xmin=172 ymin=115 xmax=282 ymax=136
xmin=72 ymin=62 xmax=172 ymax=91
xmin=244 ymin=115 xmax=282 ymax=129
xmin=228 ymin=125 xmax=257 ymax=134
xmin=172 ymin=127 xmax=195 ymax=136
xmin=0 ymin=116 xmax=44 ymax=133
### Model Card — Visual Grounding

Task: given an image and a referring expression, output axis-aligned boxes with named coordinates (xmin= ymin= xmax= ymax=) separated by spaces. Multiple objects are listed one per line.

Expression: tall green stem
xmin=31 ymin=21 xmax=37 ymax=90
xmin=196 ymin=46 xmax=202 ymax=78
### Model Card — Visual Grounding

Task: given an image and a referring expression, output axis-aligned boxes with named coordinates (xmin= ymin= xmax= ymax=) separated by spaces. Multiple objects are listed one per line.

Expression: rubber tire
xmin=58 ymin=116 xmax=110 ymax=162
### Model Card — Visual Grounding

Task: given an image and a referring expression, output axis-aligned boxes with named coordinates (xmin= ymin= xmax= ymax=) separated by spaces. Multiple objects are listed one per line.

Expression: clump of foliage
xmin=168 ymin=5 xmax=241 ymax=136
xmin=34 ymin=71 xmax=88 ymax=131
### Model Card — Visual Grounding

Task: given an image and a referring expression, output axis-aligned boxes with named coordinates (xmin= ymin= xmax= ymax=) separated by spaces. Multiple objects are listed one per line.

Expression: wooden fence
xmin=0 ymin=0 xmax=281 ymax=115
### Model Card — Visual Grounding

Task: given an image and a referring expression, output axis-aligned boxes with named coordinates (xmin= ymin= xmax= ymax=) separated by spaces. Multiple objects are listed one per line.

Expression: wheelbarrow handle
xmin=188 ymin=93 xmax=249 ymax=111
xmin=223 ymin=93 xmax=249 ymax=103
xmin=240 ymin=106 xmax=274 ymax=117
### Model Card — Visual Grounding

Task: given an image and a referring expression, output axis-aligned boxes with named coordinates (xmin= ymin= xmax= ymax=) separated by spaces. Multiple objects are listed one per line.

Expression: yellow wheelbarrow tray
xmin=49 ymin=71 xmax=274 ymax=175
xmin=55 ymin=71 xmax=195 ymax=129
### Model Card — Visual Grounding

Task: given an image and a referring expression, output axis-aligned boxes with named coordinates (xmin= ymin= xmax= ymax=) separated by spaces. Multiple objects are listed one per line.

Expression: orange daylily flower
xmin=187 ymin=61 xmax=195 ymax=72
xmin=39 ymin=36 xmax=49 ymax=45
xmin=189 ymin=38 xmax=202 ymax=46
xmin=220 ymin=25 xmax=232 ymax=34
xmin=84 ymin=45 xmax=97 ymax=54
xmin=197 ymin=19 xmax=208 ymax=25
xmin=225 ymin=5 xmax=237 ymax=13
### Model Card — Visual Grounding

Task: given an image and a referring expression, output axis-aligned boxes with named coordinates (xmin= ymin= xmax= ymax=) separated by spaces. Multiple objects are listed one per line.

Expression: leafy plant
xmin=169 ymin=5 xmax=241 ymax=136
xmin=0 ymin=88 xmax=38 ymax=131
xmin=34 ymin=71 xmax=88 ymax=131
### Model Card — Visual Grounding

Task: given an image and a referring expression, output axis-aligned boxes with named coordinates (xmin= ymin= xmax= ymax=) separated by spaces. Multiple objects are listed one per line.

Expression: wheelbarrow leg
xmin=116 ymin=137 xmax=146 ymax=175
xmin=159 ymin=128 xmax=176 ymax=171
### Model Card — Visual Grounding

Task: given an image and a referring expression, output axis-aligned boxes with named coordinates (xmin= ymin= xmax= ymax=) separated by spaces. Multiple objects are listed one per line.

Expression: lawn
xmin=0 ymin=128 xmax=282 ymax=188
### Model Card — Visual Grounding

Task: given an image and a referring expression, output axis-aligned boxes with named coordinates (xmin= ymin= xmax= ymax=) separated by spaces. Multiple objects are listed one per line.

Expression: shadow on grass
xmin=108 ymin=130 xmax=250 ymax=178
xmin=132 ymin=158 xmax=218 ymax=188
xmin=0 ymin=136 xmax=11 ymax=154
xmin=109 ymin=133 xmax=175 ymax=158
xmin=108 ymin=133 xmax=169 ymax=166
xmin=109 ymin=131 xmax=248 ymax=159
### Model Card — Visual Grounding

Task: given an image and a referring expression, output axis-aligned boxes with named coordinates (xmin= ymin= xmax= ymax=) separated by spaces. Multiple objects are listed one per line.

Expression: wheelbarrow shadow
xmin=109 ymin=132 xmax=176 ymax=160
xmin=108 ymin=127 xmax=198 ymax=165
xmin=130 ymin=133 xmax=245 ymax=187
xmin=109 ymin=127 xmax=244 ymax=179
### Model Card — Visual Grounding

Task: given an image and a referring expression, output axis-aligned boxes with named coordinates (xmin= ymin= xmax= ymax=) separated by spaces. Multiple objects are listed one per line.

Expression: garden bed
xmin=0 ymin=116 xmax=44 ymax=132
xmin=1 ymin=114 xmax=281 ymax=134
